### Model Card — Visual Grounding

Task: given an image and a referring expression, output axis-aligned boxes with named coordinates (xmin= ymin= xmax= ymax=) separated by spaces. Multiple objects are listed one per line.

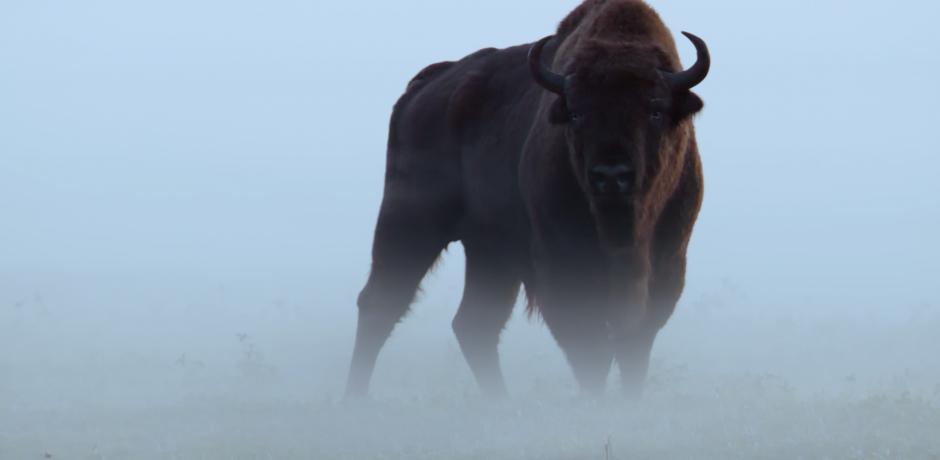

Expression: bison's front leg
xmin=613 ymin=248 xmax=688 ymax=397
xmin=608 ymin=249 xmax=656 ymax=398
xmin=540 ymin=299 xmax=613 ymax=396
xmin=613 ymin=328 xmax=658 ymax=398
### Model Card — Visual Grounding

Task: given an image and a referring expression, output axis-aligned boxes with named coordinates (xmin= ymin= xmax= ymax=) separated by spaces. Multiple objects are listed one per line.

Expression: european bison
xmin=346 ymin=0 xmax=710 ymax=398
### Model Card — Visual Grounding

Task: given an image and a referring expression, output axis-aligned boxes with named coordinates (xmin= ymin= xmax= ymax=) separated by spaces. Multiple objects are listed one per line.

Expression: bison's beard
xmin=590 ymin=197 xmax=637 ymax=251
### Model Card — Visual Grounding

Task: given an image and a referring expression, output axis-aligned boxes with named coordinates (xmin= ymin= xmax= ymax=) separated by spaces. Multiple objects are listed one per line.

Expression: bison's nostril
xmin=615 ymin=174 xmax=631 ymax=193
xmin=590 ymin=164 xmax=633 ymax=195
xmin=590 ymin=172 xmax=609 ymax=192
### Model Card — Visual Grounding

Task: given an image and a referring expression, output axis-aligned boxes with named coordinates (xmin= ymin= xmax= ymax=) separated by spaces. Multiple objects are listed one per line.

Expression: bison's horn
xmin=665 ymin=32 xmax=710 ymax=91
xmin=528 ymin=36 xmax=567 ymax=95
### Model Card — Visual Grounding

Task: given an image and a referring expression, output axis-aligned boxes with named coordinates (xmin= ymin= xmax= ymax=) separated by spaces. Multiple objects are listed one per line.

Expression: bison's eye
xmin=650 ymin=111 xmax=663 ymax=121
xmin=569 ymin=113 xmax=582 ymax=123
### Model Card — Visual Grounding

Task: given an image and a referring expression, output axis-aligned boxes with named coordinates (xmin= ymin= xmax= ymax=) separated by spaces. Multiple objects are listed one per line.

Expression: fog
xmin=2 ymin=0 xmax=939 ymax=458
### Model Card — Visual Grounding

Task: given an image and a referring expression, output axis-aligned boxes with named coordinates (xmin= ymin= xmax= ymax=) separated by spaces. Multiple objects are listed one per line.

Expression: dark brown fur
xmin=346 ymin=0 xmax=707 ymax=398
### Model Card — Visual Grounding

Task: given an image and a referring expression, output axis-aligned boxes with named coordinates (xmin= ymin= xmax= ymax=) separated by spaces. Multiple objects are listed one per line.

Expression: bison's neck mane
xmin=556 ymin=0 xmax=680 ymax=76
xmin=566 ymin=39 xmax=669 ymax=84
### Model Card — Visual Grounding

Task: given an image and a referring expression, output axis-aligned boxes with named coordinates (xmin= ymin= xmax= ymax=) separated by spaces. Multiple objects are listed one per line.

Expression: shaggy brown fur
xmin=568 ymin=41 xmax=671 ymax=84
xmin=346 ymin=0 xmax=709 ymax=399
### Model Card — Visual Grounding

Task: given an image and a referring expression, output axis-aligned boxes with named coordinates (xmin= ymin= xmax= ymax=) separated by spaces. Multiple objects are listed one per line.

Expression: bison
xmin=346 ymin=0 xmax=710 ymax=398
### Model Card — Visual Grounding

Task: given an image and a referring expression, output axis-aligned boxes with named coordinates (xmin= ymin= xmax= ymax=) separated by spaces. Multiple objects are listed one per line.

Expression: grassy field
xmin=2 ymin=269 xmax=939 ymax=459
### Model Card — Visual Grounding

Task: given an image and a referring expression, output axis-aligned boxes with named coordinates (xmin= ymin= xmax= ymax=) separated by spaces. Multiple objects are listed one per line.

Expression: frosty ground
xmin=2 ymin=265 xmax=939 ymax=460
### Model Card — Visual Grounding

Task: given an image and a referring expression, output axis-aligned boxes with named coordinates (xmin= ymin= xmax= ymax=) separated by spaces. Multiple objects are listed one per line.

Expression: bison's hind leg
xmin=452 ymin=241 xmax=521 ymax=398
xmin=345 ymin=194 xmax=459 ymax=399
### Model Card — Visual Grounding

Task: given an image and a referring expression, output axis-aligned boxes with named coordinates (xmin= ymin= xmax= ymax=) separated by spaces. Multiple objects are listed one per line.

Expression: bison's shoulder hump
xmin=446 ymin=71 xmax=491 ymax=136
xmin=406 ymin=61 xmax=456 ymax=92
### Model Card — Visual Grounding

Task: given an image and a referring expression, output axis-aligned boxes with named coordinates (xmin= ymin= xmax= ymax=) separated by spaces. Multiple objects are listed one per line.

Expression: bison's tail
xmin=522 ymin=280 xmax=541 ymax=318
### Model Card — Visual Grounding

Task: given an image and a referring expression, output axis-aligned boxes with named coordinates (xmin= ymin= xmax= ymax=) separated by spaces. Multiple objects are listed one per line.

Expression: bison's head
xmin=528 ymin=32 xmax=709 ymax=249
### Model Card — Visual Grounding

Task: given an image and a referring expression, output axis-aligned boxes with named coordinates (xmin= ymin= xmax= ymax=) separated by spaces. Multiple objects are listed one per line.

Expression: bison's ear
xmin=548 ymin=97 xmax=571 ymax=124
xmin=673 ymin=91 xmax=704 ymax=120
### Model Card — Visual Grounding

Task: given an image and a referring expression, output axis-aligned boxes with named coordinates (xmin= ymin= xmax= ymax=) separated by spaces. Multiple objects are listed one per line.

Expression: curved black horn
xmin=528 ymin=36 xmax=566 ymax=95
xmin=666 ymin=31 xmax=710 ymax=90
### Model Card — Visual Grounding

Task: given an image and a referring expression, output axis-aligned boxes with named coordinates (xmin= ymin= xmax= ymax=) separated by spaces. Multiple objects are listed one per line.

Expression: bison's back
xmin=384 ymin=44 xmax=542 ymax=241
xmin=388 ymin=45 xmax=533 ymax=152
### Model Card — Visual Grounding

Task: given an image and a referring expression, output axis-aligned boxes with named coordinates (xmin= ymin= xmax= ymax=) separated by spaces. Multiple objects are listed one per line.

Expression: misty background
xmin=2 ymin=1 xmax=939 ymax=458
